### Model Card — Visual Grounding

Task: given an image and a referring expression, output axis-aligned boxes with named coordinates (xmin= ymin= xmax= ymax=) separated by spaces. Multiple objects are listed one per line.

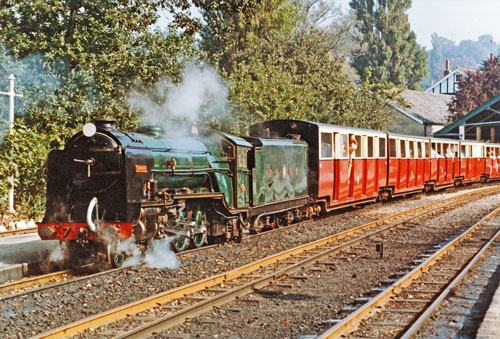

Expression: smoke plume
xmin=127 ymin=62 xmax=228 ymax=132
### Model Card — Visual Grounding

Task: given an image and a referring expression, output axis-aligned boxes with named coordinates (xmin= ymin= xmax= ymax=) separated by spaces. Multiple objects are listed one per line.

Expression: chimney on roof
xmin=444 ymin=60 xmax=450 ymax=76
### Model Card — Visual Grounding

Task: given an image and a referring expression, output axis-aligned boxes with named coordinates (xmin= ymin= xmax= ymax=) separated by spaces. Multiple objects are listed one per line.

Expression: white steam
xmin=121 ymin=237 xmax=180 ymax=269
xmin=49 ymin=244 xmax=65 ymax=262
xmin=128 ymin=63 xmax=228 ymax=131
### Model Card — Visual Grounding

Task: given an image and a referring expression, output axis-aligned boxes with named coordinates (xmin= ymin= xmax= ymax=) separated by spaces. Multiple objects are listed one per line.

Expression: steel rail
xmin=0 ymin=226 xmax=37 ymax=237
xmin=401 ymin=227 xmax=500 ymax=338
xmin=0 ymin=269 xmax=71 ymax=296
xmin=32 ymin=186 xmax=500 ymax=338
xmin=318 ymin=203 xmax=500 ymax=338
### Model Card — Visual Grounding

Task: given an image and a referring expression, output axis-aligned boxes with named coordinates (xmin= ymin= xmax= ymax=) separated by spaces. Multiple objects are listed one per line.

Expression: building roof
xmin=434 ymin=93 xmax=500 ymax=136
xmin=391 ymin=90 xmax=453 ymax=125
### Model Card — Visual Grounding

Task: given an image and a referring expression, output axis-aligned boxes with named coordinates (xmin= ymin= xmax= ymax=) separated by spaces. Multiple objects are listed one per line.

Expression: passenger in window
xmin=348 ymin=135 xmax=358 ymax=183
xmin=445 ymin=146 xmax=454 ymax=158
xmin=431 ymin=147 xmax=443 ymax=159
xmin=349 ymin=136 xmax=358 ymax=155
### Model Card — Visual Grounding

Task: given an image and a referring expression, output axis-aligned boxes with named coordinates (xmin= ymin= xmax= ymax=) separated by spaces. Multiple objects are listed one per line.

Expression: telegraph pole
xmin=0 ymin=74 xmax=23 ymax=213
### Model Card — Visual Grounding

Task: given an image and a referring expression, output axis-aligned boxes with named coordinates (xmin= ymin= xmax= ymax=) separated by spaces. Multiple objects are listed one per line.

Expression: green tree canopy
xmin=194 ymin=0 xmax=299 ymax=73
xmin=349 ymin=0 xmax=428 ymax=88
xmin=224 ymin=31 xmax=399 ymax=134
xmin=0 ymin=0 xmax=199 ymax=134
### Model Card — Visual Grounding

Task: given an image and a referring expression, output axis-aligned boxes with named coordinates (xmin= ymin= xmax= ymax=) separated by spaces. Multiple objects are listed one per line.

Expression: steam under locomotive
xmin=37 ymin=119 xmax=311 ymax=267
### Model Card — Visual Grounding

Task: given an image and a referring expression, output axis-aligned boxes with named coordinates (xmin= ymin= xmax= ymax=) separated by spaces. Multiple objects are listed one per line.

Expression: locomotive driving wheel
xmin=107 ymin=238 xmax=127 ymax=268
xmin=171 ymin=209 xmax=189 ymax=252
xmin=191 ymin=210 xmax=207 ymax=248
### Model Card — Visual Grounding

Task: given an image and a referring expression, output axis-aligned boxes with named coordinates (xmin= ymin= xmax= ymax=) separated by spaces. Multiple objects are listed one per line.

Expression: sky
xmin=336 ymin=0 xmax=500 ymax=50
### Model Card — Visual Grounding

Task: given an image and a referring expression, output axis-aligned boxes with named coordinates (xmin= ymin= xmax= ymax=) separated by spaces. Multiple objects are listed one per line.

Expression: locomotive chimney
xmin=444 ymin=60 xmax=450 ymax=76
xmin=92 ymin=118 xmax=117 ymax=130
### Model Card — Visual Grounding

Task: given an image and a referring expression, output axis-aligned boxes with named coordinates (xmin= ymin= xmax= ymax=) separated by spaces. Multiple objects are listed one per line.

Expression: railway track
xmin=0 ymin=226 xmax=37 ymax=237
xmin=319 ymin=205 xmax=500 ymax=338
xmin=31 ymin=185 xmax=500 ymax=338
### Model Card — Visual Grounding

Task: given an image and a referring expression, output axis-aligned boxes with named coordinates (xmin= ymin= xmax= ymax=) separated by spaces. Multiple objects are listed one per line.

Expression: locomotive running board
xmin=249 ymin=196 xmax=309 ymax=217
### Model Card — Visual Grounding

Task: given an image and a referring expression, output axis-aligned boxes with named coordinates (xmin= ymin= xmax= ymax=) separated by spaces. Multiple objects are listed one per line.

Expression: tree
xmin=195 ymin=0 xmax=299 ymax=73
xmin=448 ymin=55 xmax=500 ymax=121
xmin=349 ymin=0 xmax=428 ymax=88
xmin=0 ymin=0 xmax=199 ymax=134
xmin=223 ymin=31 xmax=400 ymax=134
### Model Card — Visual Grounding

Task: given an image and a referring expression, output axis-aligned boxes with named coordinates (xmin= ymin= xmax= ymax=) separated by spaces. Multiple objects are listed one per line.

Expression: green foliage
xmin=0 ymin=1 xmax=199 ymax=134
xmin=0 ymin=123 xmax=56 ymax=218
xmin=195 ymin=0 xmax=299 ymax=73
xmin=222 ymin=31 xmax=399 ymax=134
xmin=349 ymin=0 xmax=428 ymax=88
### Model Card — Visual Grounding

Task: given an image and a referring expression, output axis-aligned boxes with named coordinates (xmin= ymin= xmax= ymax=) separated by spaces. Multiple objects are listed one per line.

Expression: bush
xmin=0 ymin=123 xmax=58 ymax=219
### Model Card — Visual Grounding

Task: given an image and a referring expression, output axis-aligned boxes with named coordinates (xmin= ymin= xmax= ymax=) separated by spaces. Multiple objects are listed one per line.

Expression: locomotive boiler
xmin=38 ymin=119 xmax=310 ymax=267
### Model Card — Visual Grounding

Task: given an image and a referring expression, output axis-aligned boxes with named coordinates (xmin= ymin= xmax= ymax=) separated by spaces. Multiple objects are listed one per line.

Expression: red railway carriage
xmin=249 ymin=120 xmax=387 ymax=211
xmin=458 ymin=140 xmax=485 ymax=184
xmin=428 ymin=138 xmax=460 ymax=189
xmin=384 ymin=134 xmax=429 ymax=196
xmin=484 ymin=144 xmax=500 ymax=180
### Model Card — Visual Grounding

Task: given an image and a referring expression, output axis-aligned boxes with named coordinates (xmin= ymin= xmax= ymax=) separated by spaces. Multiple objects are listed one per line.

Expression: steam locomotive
xmin=37 ymin=119 xmax=310 ymax=267
xmin=38 ymin=118 xmax=500 ymax=268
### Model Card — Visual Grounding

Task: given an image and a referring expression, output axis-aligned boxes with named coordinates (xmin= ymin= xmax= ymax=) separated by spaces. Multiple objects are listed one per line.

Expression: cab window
xmin=220 ymin=139 xmax=234 ymax=158
xmin=238 ymin=149 xmax=247 ymax=168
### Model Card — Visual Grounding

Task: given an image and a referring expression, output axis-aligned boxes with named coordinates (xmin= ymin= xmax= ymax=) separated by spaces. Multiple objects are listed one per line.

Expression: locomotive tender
xmin=38 ymin=119 xmax=500 ymax=267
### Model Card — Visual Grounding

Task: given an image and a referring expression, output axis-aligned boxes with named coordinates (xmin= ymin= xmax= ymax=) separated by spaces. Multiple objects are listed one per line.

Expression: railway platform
xmin=0 ymin=232 xmax=59 ymax=283
xmin=476 ymin=268 xmax=500 ymax=339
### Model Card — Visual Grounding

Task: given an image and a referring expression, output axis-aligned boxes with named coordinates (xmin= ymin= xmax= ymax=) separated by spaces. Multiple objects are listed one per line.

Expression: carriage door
xmin=236 ymin=147 xmax=250 ymax=207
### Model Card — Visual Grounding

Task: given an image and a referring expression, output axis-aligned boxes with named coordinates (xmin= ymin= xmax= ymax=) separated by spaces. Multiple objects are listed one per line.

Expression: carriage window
xmin=379 ymin=138 xmax=386 ymax=157
xmin=367 ymin=136 xmax=374 ymax=158
xmin=417 ymin=142 xmax=422 ymax=158
xmin=472 ymin=145 xmax=482 ymax=157
xmin=400 ymin=140 xmax=406 ymax=158
xmin=390 ymin=138 xmax=397 ymax=157
xmin=424 ymin=142 xmax=429 ymax=158
xmin=461 ymin=145 xmax=466 ymax=158
xmin=411 ymin=141 xmax=417 ymax=158
xmin=320 ymin=132 xmax=333 ymax=158
xmin=355 ymin=135 xmax=362 ymax=158
xmin=339 ymin=134 xmax=348 ymax=158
